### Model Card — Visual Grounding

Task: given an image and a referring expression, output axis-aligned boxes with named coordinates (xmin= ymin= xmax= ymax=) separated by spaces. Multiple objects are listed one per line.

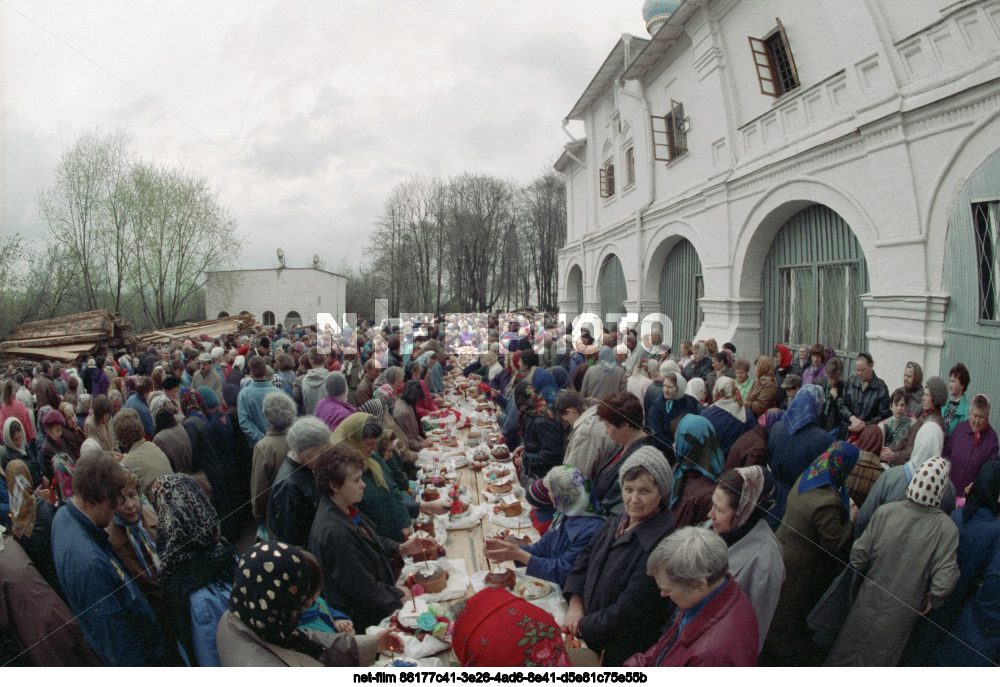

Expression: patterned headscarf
xmin=453 ymin=587 xmax=573 ymax=667
xmin=712 ymin=377 xmax=745 ymax=422
xmin=798 ymin=441 xmax=861 ymax=513
xmin=230 ymin=542 xmax=323 ymax=659
xmin=151 ymin=473 xmax=235 ymax=580
xmin=358 ymin=397 xmax=385 ymax=418
xmin=672 ymin=414 xmax=725 ymax=507
xmin=113 ymin=466 xmax=161 ymax=578
xmin=758 ymin=408 xmax=785 ymax=432
xmin=906 ymin=456 xmax=950 ymax=509
xmin=375 ymin=384 xmax=398 ymax=409
xmin=5 ymin=459 xmax=36 ymax=538
xmin=515 ymin=382 xmax=553 ymax=430
xmin=546 ymin=465 xmax=603 ymax=530
xmin=784 ymin=384 xmax=825 ymax=434
xmin=180 ymin=388 xmax=208 ymax=418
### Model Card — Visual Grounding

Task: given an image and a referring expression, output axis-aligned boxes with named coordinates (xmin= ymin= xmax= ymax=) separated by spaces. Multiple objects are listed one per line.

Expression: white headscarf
xmin=908 ymin=421 xmax=945 ymax=473
xmin=687 ymin=377 xmax=706 ymax=403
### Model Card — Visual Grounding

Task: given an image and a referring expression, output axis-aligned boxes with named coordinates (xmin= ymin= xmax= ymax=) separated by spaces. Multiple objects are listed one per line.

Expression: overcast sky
xmin=1 ymin=1 xmax=649 ymax=272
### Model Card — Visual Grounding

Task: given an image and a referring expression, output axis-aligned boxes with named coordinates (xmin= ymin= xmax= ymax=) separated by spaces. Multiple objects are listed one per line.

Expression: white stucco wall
xmin=205 ymin=268 xmax=347 ymax=328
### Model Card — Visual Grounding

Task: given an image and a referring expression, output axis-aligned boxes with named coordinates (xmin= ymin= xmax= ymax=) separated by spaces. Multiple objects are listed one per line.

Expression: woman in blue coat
xmin=904 ymin=461 xmax=1000 ymax=666
xmin=765 ymin=385 xmax=832 ymax=529
xmin=646 ymin=372 xmax=700 ymax=461
xmin=484 ymin=465 xmax=605 ymax=586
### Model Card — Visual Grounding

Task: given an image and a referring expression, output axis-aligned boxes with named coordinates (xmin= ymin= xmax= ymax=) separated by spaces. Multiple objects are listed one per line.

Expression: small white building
xmin=556 ymin=0 xmax=1000 ymax=418
xmin=205 ymin=267 xmax=347 ymax=329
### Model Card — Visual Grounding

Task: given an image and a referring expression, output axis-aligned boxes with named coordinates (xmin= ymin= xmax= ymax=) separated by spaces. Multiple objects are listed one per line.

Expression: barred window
xmin=262 ymin=311 xmax=276 ymax=326
xmin=973 ymin=201 xmax=1000 ymax=321
xmin=749 ymin=18 xmax=799 ymax=97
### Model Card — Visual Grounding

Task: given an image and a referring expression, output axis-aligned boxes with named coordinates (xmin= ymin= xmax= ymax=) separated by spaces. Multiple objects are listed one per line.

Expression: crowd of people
xmin=0 ymin=314 xmax=996 ymax=668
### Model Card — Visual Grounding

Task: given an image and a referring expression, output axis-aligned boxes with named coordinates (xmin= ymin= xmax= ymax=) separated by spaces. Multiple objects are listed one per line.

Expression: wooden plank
xmin=0 ymin=346 xmax=94 ymax=362
xmin=1 ymin=332 xmax=110 ymax=347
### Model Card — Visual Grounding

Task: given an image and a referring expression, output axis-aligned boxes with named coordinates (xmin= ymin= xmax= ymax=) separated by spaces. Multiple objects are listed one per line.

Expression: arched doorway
xmin=262 ymin=311 xmax=276 ymax=327
xmin=659 ymin=239 xmax=703 ymax=353
xmin=760 ymin=204 xmax=870 ymax=358
xmin=940 ymin=146 xmax=1000 ymax=425
xmin=566 ymin=265 xmax=584 ymax=321
xmin=599 ymin=254 xmax=627 ymax=325
xmin=285 ymin=311 xmax=302 ymax=328
xmin=216 ymin=311 xmax=230 ymax=318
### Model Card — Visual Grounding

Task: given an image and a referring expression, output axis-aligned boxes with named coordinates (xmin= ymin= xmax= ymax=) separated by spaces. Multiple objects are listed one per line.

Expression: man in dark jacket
xmin=33 ymin=361 xmax=62 ymax=414
xmin=839 ymin=352 xmax=890 ymax=436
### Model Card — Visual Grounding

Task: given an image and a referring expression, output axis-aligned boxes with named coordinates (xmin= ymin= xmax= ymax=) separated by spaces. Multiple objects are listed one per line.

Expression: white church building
xmin=556 ymin=0 xmax=1000 ymax=415
xmin=205 ymin=266 xmax=347 ymax=330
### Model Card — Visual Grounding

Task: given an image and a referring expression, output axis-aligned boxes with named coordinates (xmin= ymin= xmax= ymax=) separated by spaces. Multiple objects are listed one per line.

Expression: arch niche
xmin=653 ymin=237 xmax=704 ymax=354
xmin=758 ymin=204 xmax=870 ymax=358
xmin=598 ymin=254 xmax=627 ymax=325
xmin=284 ymin=311 xmax=303 ymax=328
xmin=566 ymin=264 xmax=584 ymax=322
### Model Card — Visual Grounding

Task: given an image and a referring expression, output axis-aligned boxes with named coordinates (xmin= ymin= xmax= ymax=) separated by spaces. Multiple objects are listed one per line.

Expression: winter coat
xmin=562 ymin=508 xmax=676 ymax=667
xmin=943 ymin=420 xmax=999 ymax=495
xmin=646 ymin=393 xmax=700 ymax=461
xmin=854 ymin=465 xmax=956 ymax=538
xmin=314 ymin=397 xmax=356 ymax=433
xmin=520 ymin=515 xmax=605 ymax=587
xmin=591 ymin=437 xmax=661 ymax=516
xmin=826 ymin=500 xmax=959 ymax=666
xmin=250 ymin=429 xmax=288 ymax=523
xmin=765 ymin=420 xmax=833 ymax=529
xmin=153 ymin=424 xmax=192 ymax=474
xmin=268 ymin=457 xmax=319 ymax=548
xmin=392 ymin=401 xmax=425 ymax=452
xmin=308 ymin=498 xmax=404 ymax=632
xmin=745 ymin=378 xmax=779 ymax=419
xmin=33 ymin=374 xmax=61 ymax=414
xmin=297 ymin=369 xmax=329 ymax=417
xmin=623 ymin=574 xmax=758 ymax=667
xmin=357 ymin=450 xmax=412 ymax=542
xmin=52 ymin=499 xmax=165 ymax=665
xmin=122 ymin=439 xmax=174 ymax=504
xmin=124 ymin=393 xmax=156 ymax=439
xmin=0 ymin=536 xmax=99 ymax=666
xmin=215 ymin=609 xmax=378 ymax=667
xmin=519 ymin=414 xmax=565 ymax=482
xmin=353 ymin=375 xmax=376 ymax=411
xmin=817 ymin=377 xmax=846 ymax=434
xmin=192 ymin=369 xmax=224 ymax=401
xmin=700 ymin=405 xmax=755 ymax=459
xmin=839 ymin=373 xmax=891 ymax=427
xmin=562 ymin=405 xmax=617 ymax=480
xmin=579 ymin=365 xmax=626 ymax=402
xmin=683 ymin=357 xmax=712 ymax=382
xmin=725 ymin=425 xmax=768 ymax=471
xmin=702 ymin=519 xmax=785 ymax=650
xmin=765 ymin=479 xmax=852 ymax=659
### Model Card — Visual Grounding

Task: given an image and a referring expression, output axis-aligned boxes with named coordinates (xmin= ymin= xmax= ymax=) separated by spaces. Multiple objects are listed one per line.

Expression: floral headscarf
xmin=712 ymin=377 xmax=745 ymax=422
xmin=798 ymin=441 xmax=861 ymax=513
xmin=230 ymin=542 xmax=323 ymax=659
xmin=906 ymin=455 xmax=950 ymax=509
xmin=546 ymin=465 xmax=603 ymax=530
xmin=5 ymin=459 xmax=36 ymax=538
xmin=758 ymin=408 xmax=785 ymax=432
xmin=453 ymin=587 xmax=572 ymax=667
xmin=180 ymin=388 xmax=208 ymax=418
xmin=375 ymin=384 xmax=398 ymax=409
xmin=515 ymin=382 xmax=553 ymax=435
xmin=671 ymin=414 xmax=725 ymax=507
xmin=784 ymin=384 xmax=825 ymax=434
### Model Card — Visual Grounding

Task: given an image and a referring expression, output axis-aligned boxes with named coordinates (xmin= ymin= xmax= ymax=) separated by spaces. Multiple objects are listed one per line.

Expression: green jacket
xmin=357 ymin=450 xmax=412 ymax=543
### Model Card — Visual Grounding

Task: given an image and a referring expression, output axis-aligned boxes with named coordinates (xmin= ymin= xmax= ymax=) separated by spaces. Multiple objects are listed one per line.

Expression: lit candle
xmin=408 ymin=573 xmax=416 ymax=612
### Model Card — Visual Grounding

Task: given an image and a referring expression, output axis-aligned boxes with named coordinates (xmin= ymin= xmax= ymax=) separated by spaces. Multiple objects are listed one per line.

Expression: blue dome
xmin=642 ymin=0 xmax=682 ymax=34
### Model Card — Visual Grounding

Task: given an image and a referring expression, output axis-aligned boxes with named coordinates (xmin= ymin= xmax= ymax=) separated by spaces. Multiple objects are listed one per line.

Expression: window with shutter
xmin=600 ymin=160 xmax=615 ymax=198
xmin=749 ymin=18 xmax=799 ymax=97
xmin=650 ymin=100 xmax=688 ymax=162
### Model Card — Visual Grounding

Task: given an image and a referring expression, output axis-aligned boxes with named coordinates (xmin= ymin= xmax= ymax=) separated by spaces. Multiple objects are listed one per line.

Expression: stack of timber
xmin=0 ymin=310 xmax=131 ymax=363
xmin=135 ymin=313 xmax=258 ymax=346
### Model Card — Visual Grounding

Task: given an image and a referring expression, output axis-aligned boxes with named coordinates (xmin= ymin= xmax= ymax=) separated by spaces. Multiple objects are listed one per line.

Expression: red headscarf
xmin=452 ymin=588 xmax=573 ymax=667
xmin=774 ymin=344 xmax=792 ymax=370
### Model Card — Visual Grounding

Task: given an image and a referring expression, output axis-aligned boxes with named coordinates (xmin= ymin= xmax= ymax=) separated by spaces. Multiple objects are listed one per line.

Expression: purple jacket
xmin=800 ymin=364 xmax=826 ymax=387
xmin=90 ymin=369 xmax=110 ymax=399
xmin=314 ymin=397 xmax=357 ymax=433
xmin=943 ymin=420 xmax=999 ymax=495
